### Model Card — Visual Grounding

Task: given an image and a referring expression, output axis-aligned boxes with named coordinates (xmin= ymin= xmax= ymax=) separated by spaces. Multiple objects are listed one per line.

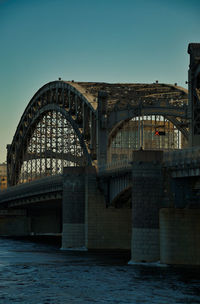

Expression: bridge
xmin=0 ymin=43 xmax=200 ymax=265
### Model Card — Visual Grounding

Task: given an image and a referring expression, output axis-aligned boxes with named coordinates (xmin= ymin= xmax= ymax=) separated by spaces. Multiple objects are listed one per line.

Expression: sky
xmin=0 ymin=0 xmax=200 ymax=163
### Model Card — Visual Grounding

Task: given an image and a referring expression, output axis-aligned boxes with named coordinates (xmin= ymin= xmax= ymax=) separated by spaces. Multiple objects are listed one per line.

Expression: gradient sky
xmin=0 ymin=0 xmax=200 ymax=162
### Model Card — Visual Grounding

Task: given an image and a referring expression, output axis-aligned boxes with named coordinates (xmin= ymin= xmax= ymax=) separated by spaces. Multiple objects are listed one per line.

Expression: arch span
xmin=107 ymin=115 xmax=188 ymax=163
xmin=7 ymin=80 xmax=189 ymax=185
xmin=7 ymin=81 xmax=96 ymax=186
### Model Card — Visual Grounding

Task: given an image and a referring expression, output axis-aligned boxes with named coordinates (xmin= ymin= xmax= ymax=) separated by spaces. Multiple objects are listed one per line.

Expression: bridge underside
xmin=0 ymin=198 xmax=62 ymax=237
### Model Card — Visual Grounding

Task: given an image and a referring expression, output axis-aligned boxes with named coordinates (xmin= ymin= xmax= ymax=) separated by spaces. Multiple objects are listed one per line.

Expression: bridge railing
xmin=98 ymin=146 xmax=200 ymax=173
xmin=0 ymin=174 xmax=63 ymax=203
xmin=98 ymin=159 xmax=132 ymax=172
xmin=163 ymin=147 xmax=200 ymax=167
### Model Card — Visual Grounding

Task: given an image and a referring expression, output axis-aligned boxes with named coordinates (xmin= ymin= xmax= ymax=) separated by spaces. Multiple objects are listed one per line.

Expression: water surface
xmin=0 ymin=238 xmax=199 ymax=304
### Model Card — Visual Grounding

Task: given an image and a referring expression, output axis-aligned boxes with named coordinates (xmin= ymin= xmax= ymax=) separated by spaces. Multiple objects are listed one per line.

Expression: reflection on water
xmin=0 ymin=237 xmax=199 ymax=304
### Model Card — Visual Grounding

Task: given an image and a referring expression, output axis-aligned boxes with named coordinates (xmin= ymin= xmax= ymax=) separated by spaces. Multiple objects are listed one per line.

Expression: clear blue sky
xmin=0 ymin=0 xmax=200 ymax=162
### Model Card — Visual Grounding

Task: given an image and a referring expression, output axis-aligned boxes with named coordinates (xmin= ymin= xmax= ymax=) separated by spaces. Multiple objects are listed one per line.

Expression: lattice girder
xmin=7 ymin=80 xmax=189 ymax=185
xmin=7 ymin=81 xmax=96 ymax=186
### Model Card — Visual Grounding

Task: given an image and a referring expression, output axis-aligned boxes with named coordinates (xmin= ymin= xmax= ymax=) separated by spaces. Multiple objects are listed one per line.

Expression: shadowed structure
xmin=7 ymin=81 xmax=188 ymax=186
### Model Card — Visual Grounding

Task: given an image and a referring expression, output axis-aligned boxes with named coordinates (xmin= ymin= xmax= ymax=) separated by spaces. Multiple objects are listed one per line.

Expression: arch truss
xmin=108 ymin=114 xmax=187 ymax=163
xmin=7 ymin=81 xmax=96 ymax=186
xmin=7 ymin=81 xmax=189 ymax=185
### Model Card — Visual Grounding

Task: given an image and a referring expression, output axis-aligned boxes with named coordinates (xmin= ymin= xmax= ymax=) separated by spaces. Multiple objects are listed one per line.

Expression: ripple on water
xmin=0 ymin=238 xmax=199 ymax=304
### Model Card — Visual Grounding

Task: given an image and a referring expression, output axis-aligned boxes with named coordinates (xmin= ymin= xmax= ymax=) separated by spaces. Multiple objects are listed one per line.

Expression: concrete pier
xmin=130 ymin=150 xmax=163 ymax=263
xmin=61 ymin=167 xmax=85 ymax=249
xmin=160 ymin=208 xmax=200 ymax=265
xmin=85 ymin=166 xmax=132 ymax=250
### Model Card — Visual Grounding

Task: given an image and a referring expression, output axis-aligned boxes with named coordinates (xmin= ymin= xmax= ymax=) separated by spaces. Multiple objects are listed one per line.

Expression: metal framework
xmin=95 ymin=83 xmax=188 ymax=165
xmin=19 ymin=110 xmax=86 ymax=183
xmin=188 ymin=43 xmax=200 ymax=146
xmin=7 ymin=81 xmax=96 ymax=186
xmin=7 ymin=80 xmax=189 ymax=186
xmin=108 ymin=115 xmax=185 ymax=163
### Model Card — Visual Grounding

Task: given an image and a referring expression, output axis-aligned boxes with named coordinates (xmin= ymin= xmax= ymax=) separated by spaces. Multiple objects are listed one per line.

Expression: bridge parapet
xmin=98 ymin=146 xmax=200 ymax=176
xmin=98 ymin=159 xmax=132 ymax=174
xmin=0 ymin=174 xmax=63 ymax=205
xmin=163 ymin=147 xmax=200 ymax=167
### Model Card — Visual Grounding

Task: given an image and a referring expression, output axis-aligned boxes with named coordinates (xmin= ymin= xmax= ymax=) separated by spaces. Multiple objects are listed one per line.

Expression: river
xmin=0 ymin=237 xmax=199 ymax=304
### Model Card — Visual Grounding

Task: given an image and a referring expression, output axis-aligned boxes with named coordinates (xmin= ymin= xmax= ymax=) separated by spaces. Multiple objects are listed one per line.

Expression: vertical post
xmin=39 ymin=120 xmax=42 ymax=178
xmin=130 ymin=150 xmax=163 ymax=263
xmin=138 ymin=116 xmax=140 ymax=148
xmin=188 ymin=43 xmax=200 ymax=147
xmin=6 ymin=144 xmax=11 ymax=186
xmin=75 ymin=95 xmax=78 ymax=120
xmin=61 ymin=167 xmax=86 ymax=250
xmin=89 ymin=112 xmax=95 ymax=149
xmin=83 ymin=104 xmax=90 ymax=139
xmin=97 ymin=91 xmax=108 ymax=166
xmin=68 ymin=89 xmax=71 ymax=110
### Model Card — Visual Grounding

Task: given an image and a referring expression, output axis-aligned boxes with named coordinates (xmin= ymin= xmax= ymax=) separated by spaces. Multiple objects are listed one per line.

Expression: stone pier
xmin=85 ymin=166 xmax=131 ymax=250
xmin=130 ymin=150 xmax=163 ymax=263
xmin=160 ymin=208 xmax=200 ymax=265
xmin=61 ymin=167 xmax=85 ymax=249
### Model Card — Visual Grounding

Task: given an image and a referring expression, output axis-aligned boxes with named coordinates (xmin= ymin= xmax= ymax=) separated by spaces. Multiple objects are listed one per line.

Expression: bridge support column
xmin=188 ymin=43 xmax=200 ymax=147
xmin=97 ymin=91 xmax=108 ymax=166
xmin=85 ymin=166 xmax=131 ymax=250
xmin=160 ymin=208 xmax=200 ymax=265
xmin=61 ymin=167 xmax=86 ymax=250
xmin=130 ymin=150 xmax=163 ymax=263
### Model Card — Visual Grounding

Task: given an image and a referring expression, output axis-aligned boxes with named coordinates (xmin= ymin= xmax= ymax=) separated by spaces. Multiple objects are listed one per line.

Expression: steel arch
xmin=108 ymin=110 xmax=189 ymax=148
xmin=9 ymin=106 xmax=92 ymax=186
xmin=7 ymin=81 xmax=96 ymax=186
xmin=7 ymin=80 xmax=189 ymax=185
xmin=107 ymin=103 xmax=188 ymax=131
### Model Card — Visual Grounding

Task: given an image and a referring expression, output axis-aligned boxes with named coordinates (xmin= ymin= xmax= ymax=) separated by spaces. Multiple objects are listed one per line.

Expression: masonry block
xmin=61 ymin=167 xmax=86 ymax=249
xmin=130 ymin=150 xmax=163 ymax=263
xmin=85 ymin=167 xmax=132 ymax=250
xmin=160 ymin=208 xmax=200 ymax=265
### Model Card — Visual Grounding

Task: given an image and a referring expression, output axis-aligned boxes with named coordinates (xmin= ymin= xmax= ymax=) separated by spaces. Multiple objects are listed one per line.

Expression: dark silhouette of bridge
xmin=0 ymin=43 xmax=200 ymax=265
